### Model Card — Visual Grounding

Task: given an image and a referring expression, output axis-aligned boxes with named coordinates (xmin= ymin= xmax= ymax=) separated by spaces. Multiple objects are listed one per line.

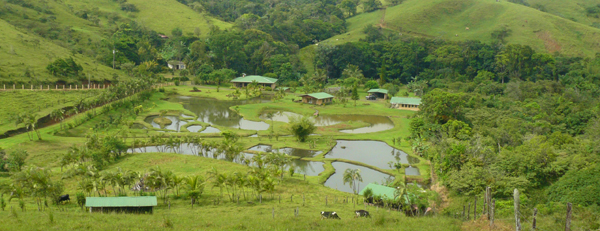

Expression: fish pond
xmin=324 ymin=162 xmax=394 ymax=194
xmin=260 ymin=110 xmax=394 ymax=133
xmin=172 ymin=96 xmax=270 ymax=131
xmin=325 ymin=140 xmax=419 ymax=169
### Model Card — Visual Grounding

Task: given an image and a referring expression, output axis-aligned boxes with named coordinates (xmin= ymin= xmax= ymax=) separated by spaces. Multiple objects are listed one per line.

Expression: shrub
xmin=120 ymin=3 xmax=138 ymax=12
xmin=46 ymin=57 xmax=83 ymax=77
xmin=288 ymin=116 xmax=316 ymax=142
xmin=159 ymin=87 xmax=165 ymax=93
xmin=193 ymin=87 xmax=199 ymax=91
xmin=364 ymin=80 xmax=379 ymax=90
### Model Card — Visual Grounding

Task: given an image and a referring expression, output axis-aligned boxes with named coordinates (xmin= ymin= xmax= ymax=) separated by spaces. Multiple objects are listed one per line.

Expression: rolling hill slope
xmin=318 ymin=0 xmax=600 ymax=57
xmin=528 ymin=0 xmax=600 ymax=28
xmin=0 ymin=19 xmax=120 ymax=84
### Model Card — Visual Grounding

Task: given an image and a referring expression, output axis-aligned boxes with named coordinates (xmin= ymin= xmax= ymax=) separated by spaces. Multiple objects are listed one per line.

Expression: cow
xmin=320 ymin=211 xmax=341 ymax=220
xmin=355 ymin=210 xmax=371 ymax=218
xmin=58 ymin=194 xmax=70 ymax=203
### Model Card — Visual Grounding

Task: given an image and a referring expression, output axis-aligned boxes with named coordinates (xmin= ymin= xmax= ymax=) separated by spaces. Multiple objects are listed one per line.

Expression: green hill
xmin=528 ymin=0 xmax=600 ymax=28
xmin=57 ymin=0 xmax=232 ymax=36
xmin=0 ymin=19 xmax=119 ymax=84
xmin=318 ymin=0 xmax=600 ymax=57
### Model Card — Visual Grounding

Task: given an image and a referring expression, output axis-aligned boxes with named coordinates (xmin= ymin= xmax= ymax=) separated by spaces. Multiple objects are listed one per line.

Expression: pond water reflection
xmin=325 ymin=140 xmax=419 ymax=169
xmin=171 ymin=96 xmax=270 ymax=130
xmin=325 ymin=162 xmax=394 ymax=194
xmin=144 ymin=116 xmax=188 ymax=132
xmin=260 ymin=110 xmax=394 ymax=133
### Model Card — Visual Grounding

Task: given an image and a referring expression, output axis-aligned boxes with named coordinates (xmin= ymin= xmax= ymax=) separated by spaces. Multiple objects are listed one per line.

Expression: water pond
xmin=247 ymin=144 xmax=322 ymax=158
xmin=324 ymin=162 xmax=394 ymax=194
xmin=325 ymin=140 xmax=419 ymax=169
xmin=144 ymin=116 xmax=188 ymax=132
xmin=260 ymin=110 xmax=394 ymax=133
xmin=404 ymin=166 xmax=421 ymax=176
xmin=171 ymin=96 xmax=270 ymax=131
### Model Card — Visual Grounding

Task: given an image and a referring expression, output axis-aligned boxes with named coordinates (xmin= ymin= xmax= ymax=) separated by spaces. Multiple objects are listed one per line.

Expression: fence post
xmin=565 ymin=203 xmax=572 ymax=231
xmin=462 ymin=205 xmax=465 ymax=220
xmin=474 ymin=198 xmax=477 ymax=220
xmin=260 ymin=194 xmax=262 ymax=204
xmin=514 ymin=189 xmax=521 ymax=231
xmin=467 ymin=202 xmax=471 ymax=220
xmin=490 ymin=199 xmax=495 ymax=228
xmin=532 ymin=208 xmax=537 ymax=230
xmin=303 ymin=194 xmax=305 ymax=206
xmin=272 ymin=207 xmax=274 ymax=219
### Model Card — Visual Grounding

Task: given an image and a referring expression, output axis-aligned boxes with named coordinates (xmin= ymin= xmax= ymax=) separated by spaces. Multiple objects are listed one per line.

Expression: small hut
xmin=230 ymin=75 xmax=278 ymax=89
xmin=390 ymin=97 xmax=421 ymax=111
xmin=86 ymin=196 xmax=157 ymax=214
xmin=300 ymin=92 xmax=334 ymax=105
xmin=167 ymin=61 xmax=186 ymax=70
xmin=367 ymin=89 xmax=389 ymax=100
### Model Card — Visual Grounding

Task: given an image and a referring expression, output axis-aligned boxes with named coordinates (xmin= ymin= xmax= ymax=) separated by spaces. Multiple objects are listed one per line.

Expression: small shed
xmin=300 ymin=92 xmax=334 ymax=105
xmin=231 ymin=75 xmax=278 ymax=89
xmin=367 ymin=89 xmax=389 ymax=100
xmin=86 ymin=196 xmax=157 ymax=214
xmin=359 ymin=183 xmax=398 ymax=200
xmin=390 ymin=97 xmax=421 ymax=111
xmin=168 ymin=61 xmax=186 ymax=70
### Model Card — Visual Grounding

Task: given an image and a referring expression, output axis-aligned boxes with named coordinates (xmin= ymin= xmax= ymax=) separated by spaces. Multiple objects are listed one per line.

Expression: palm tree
xmin=51 ymin=109 xmax=65 ymax=131
xmin=343 ymin=168 xmax=363 ymax=194
xmin=266 ymin=111 xmax=275 ymax=133
xmin=185 ymin=175 xmax=204 ymax=208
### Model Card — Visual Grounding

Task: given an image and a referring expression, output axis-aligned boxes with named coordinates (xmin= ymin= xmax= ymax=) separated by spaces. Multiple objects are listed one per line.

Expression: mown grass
xmin=317 ymin=0 xmax=600 ymax=57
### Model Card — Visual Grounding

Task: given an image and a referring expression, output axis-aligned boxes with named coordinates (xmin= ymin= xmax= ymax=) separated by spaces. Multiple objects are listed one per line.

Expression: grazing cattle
xmin=355 ymin=210 xmax=371 ymax=218
xmin=320 ymin=211 xmax=341 ymax=220
xmin=58 ymin=194 xmax=70 ymax=203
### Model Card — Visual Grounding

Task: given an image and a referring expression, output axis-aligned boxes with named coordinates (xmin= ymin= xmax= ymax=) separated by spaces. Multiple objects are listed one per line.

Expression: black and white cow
xmin=354 ymin=210 xmax=371 ymax=218
xmin=58 ymin=194 xmax=70 ymax=203
xmin=320 ymin=211 xmax=341 ymax=219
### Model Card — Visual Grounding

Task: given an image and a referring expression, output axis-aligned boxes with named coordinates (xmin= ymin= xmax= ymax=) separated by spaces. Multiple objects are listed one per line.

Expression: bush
xmin=547 ymin=165 xmax=600 ymax=206
xmin=288 ymin=116 xmax=316 ymax=142
xmin=193 ymin=87 xmax=199 ymax=91
xmin=159 ymin=87 xmax=165 ymax=93
xmin=120 ymin=3 xmax=139 ymax=12
xmin=46 ymin=57 xmax=83 ymax=77
xmin=364 ymin=80 xmax=379 ymax=90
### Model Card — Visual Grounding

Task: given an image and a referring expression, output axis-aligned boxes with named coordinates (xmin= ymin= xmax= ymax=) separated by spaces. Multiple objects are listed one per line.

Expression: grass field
xmin=315 ymin=0 xmax=600 ymax=57
xmin=0 ymin=18 xmax=121 ymax=84
xmin=0 ymin=90 xmax=104 ymax=136
xmin=528 ymin=0 xmax=600 ymax=27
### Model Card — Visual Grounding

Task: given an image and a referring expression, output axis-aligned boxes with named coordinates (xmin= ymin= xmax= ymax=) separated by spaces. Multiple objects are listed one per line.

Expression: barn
xmin=85 ymin=196 xmax=158 ymax=214
xmin=230 ymin=75 xmax=278 ymax=89
xmin=390 ymin=97 xmax=421 ymax=111
xmin=300 ymin=92 xmax=334 ymax=105
xmin=367 ymin=89 xmax=389 ymax=100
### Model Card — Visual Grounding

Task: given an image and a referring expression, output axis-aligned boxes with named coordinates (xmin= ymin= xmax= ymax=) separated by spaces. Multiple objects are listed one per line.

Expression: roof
xmin=368 ymin=89 xmax=388 ymax=94
xmin=390 ymin=97 xmax=422 ymax=105
xmin=168 ymin=60 xmax=185 ymax=65
xmin=230 ymin=75 xmax=278 ymax=84
xmin=359 ymin=183 xmax=397 ymax=199
xmin=302 ymin=92 xmax=334 ymax=99
xmin=85 ymin=196 xmax=158 ymax=207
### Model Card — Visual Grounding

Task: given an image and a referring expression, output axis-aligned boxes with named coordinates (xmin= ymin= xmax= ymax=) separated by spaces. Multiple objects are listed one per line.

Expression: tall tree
xmin=343 ymin=168 xmax=363 ymax=194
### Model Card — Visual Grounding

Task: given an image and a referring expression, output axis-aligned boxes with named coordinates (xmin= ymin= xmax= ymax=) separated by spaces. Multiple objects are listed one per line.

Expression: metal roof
xmin=359 ymin=183 xmax=397 ymax=199
xmin=85 ymin=196 xmax=158 ymax=207
xmin=302 ymin=92 xmax=334 ymax=99
xmin=390 ymin=97 xmax=422 ymax=105
xmin=230 ymin=75 xmax=278 ymax=84
xmin=368 ymin=89 xmax=388 ymax=94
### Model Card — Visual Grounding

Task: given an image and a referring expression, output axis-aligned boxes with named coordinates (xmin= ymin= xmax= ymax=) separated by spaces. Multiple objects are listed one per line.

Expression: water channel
xmin=144 ymin=116 xmax=188 ymax=132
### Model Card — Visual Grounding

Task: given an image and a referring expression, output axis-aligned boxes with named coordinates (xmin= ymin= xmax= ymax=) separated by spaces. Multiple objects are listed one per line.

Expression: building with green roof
xmin=231 ymin=75 xmax=278 ymax=88
xmin=367 ymin=89 xmax=389 ymax=99
xmin=86 ymin=196 xmax=157 ymax=214
xmin=359 ymin=183 xmax=398 ymax=200
xmin=390 ymin=97 xmax=422 ymax=111
xmin=300 ymin=92 xmax=334 ymax=105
